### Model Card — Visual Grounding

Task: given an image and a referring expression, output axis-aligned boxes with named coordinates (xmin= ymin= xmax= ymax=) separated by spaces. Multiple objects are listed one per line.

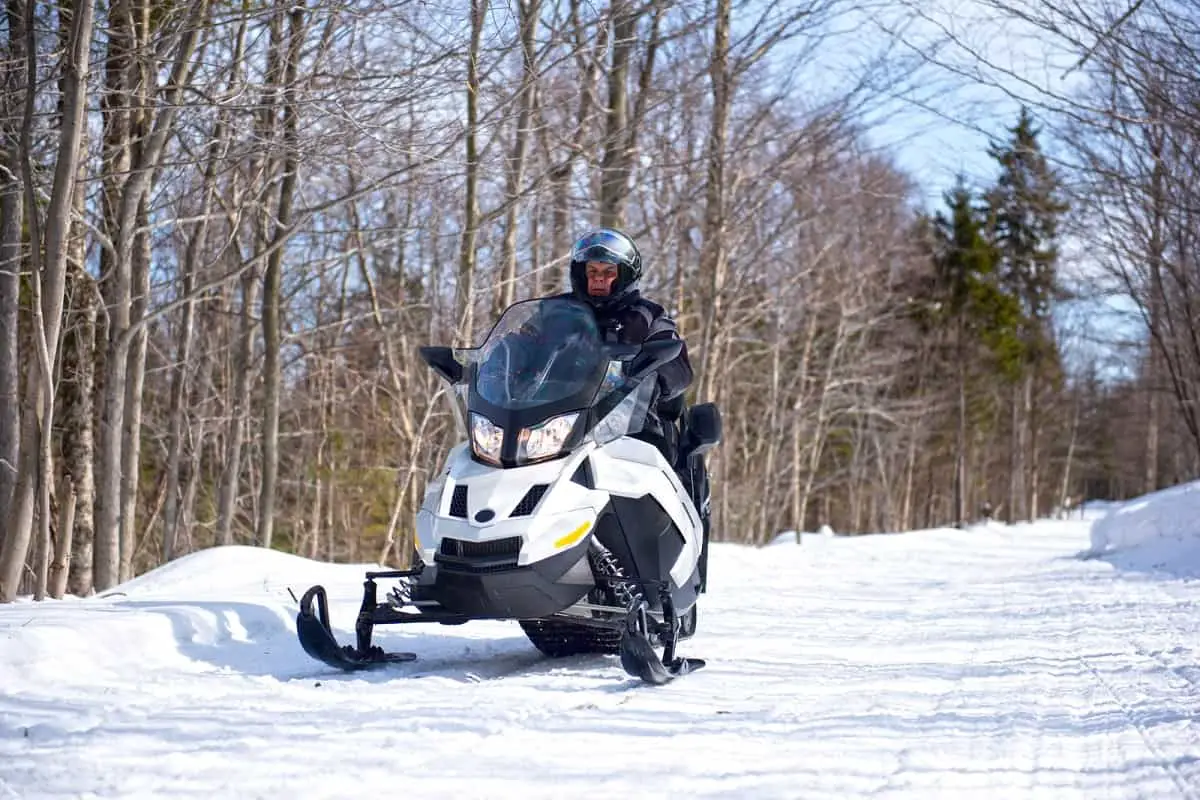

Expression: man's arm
xmin=645 ymin=313 xmax=693 ymax=401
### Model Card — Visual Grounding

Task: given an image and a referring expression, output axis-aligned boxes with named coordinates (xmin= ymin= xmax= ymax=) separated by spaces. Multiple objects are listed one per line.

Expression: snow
xmin=3 ymin=493 xmax=1200 ymax=798
xmin=768 ymin=524 xmax=837 ymax=545
xmin=1086 ymin=481 xmax=1200 ymax=579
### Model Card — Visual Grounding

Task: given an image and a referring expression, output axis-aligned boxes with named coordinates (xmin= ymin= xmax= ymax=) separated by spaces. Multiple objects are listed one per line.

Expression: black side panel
xmin=595 ymin=495 xmax=695 ymax=612
xmin=570 ymin=458 xmax=594 ymax=489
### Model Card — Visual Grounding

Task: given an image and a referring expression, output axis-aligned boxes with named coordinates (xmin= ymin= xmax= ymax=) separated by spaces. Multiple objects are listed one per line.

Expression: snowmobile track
xmin=1076 ymin=649 xmax=1200 ymax=800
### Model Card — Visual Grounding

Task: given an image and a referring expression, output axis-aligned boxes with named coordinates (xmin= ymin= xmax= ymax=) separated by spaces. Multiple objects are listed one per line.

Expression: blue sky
xmin=818 ymin=0 xmax=1143 ymax=375
xmin=844 ymin=0 xmax=1086 ymax=204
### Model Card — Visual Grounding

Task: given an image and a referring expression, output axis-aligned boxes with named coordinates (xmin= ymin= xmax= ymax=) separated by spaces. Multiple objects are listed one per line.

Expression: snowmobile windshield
xmin=473 ymin=298 xmax=607 ymax=411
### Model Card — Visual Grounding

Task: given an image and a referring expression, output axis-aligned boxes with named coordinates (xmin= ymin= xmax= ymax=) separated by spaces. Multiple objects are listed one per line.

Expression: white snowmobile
xmin=295 ymin=296 xmax=721 ymax=684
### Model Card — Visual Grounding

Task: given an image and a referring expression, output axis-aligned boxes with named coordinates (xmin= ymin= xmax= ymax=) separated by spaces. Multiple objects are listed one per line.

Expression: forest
xmin=1 ymin=0 xmax=1198 ymax=600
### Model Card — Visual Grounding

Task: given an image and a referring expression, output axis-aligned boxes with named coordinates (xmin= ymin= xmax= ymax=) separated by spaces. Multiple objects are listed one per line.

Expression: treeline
xmin=930 ymin=0 xmax=1200 ymax=509
xmin=0 ymin=0 xmax=1185 ymax=601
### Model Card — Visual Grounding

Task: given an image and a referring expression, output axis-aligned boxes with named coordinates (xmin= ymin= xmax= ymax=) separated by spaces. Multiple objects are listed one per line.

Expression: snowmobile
xmin=295 ymin=296 xmax=721 ymax=685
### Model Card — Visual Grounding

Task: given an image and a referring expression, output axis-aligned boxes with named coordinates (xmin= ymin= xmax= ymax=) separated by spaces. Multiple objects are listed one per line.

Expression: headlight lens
xmin=519 ymin=412 xmax=579 ymax=462
xmin=470 ymin=413 xmax=503 ymax=463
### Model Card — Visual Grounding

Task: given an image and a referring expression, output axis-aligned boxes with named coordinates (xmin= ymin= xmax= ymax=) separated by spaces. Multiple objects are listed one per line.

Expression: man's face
xmin=586 ymin=261 xmax=619 ymax=296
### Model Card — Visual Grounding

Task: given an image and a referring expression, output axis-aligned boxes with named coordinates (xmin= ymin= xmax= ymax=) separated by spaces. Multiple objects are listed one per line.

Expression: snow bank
xmin=105 ymin=544 xmax=372 ymax=600
xmin=0 ymin=547 xmax=383 ymax=690
xmin=1087 ymin=481 xmax=1200 ymax=578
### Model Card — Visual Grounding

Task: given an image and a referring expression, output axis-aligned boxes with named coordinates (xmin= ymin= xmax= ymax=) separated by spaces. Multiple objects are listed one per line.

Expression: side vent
xmin=510 ymin=484 xmax=549 ymax=517
xmin=449 ymin=485 xmax=468 ymax=518
xmin=570 ymin=459 xmax=594 ymax=489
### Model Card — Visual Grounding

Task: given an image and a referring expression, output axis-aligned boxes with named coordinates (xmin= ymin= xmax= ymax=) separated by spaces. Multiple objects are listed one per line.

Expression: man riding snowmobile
xmin=292 ymin=228 xmax=721 ymax=685
xmin=556 ymin=228 xmax=712 ymax=588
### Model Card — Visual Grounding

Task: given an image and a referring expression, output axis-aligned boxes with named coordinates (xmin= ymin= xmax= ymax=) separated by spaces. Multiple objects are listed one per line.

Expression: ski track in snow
xmin=2 ymin=521 xmax=1199 ymax=798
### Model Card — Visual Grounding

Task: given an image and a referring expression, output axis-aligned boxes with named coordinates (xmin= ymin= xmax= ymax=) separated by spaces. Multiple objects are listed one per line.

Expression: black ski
xmin=617 ymin=589 xmax=705 ymax=685
xmin=619 ymin=627 xmax=705 ymax=684
xmin=296 ymin=585 xmax=417 ymax=672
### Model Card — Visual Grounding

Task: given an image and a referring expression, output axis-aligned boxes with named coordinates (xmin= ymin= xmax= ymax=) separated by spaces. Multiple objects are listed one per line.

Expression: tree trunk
xmin=1026 ymin=372 xmax=1039 ymax=520
xmin=119 ymin=195 xmax=151 ymax=581
xmin=92 ymin=0 xmax=135 ymax=593
xmin=94 ymin=0 xmax=208 ymax=591
xmin=64 ymin=266 xmax=97 ymax=597
xmin=458 ymin=0 xmax=487 ymax=343
xmin=758 ymin=315 xmax=782 ymax=540
xmin=0 ymin=0 xmax=23 ymax=542
xmin=50 ymin=473 xmax=76 ymax=598
xmin=494 ymin=0 xmax=540 ymax=317
xmin=598 ymin=0 xmax=633 ymax=227
xmin=117 ymin=0 xmax=156 ymax=583
xmin=540 ymin=0 xmax=604 ymax=296
xmin=1006 ymin=381 xmax=1023 ymax=523
xmin=954 ymin=317 xmax=967 ymax=527
xmin=162 ymin=232 xmax=202 ymax=562
xmin=697 ymin=0 xmax=731 ymax=403
xmin=0 ymin=0 xmax=96 ymax=602
xmin=258 ymin=2 xmax=305 ymax=550
xmin=216 ymin=272 xmax=259 ymax=545
xmin=1058 ymin=384 xmax=1080 ymax=514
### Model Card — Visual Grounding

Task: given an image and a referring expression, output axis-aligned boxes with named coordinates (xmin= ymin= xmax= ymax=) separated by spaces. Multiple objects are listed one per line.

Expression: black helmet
xmin=568 ymin=228 xmax=643 ymax=308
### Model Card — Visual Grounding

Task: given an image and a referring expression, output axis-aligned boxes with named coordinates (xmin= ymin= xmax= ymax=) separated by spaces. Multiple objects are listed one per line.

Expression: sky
xmin=843 ymin=0 xmax=1088 ymax=206
xmin=814 ymin=0 xmax=1144 ymax=373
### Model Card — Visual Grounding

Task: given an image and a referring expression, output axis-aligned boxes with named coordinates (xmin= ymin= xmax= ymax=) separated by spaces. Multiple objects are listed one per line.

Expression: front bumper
xmin=423 ymin=533 xmax=593 ymax=619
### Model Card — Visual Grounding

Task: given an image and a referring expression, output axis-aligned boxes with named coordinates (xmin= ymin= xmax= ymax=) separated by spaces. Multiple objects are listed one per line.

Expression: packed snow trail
xmin=2 ymin=516 xmax=1199 ymax=799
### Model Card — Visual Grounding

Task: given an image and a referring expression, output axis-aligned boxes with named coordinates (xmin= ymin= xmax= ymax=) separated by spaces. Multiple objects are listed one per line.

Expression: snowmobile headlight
xmin=470 ymin=413 xmax=504 ymax=464
xmin=518 ymin=412 xmax=579 ymax=462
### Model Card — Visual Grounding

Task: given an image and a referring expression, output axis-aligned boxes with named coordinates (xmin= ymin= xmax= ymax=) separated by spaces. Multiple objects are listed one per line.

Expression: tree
xmin=0 ymin=0 xmax=96 ymax=602
xmin=927 ymin=179 xmax=1023 ymax=526
xmin=0 ymin=0 xmax=25 ymax=544
xmin=984 ymin=107 xmax=1069 ymax=521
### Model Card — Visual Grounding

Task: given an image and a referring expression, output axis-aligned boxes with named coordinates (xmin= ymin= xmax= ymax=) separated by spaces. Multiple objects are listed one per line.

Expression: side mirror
xmin=419 ymin=346 xmax=464 ymax=384
xmin=625 ymin=339 xmax=682 ymax=381
xmin=682 ymin=402 xmax=722 ymax=457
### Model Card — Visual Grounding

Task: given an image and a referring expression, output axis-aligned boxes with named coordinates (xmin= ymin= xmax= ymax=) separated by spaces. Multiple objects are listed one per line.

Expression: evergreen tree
xmin=985 ymin=107 xmax=1069 ymax=356
xmin=983 ymin=106 xmax=1069 ymax=520
xmin=929 ymin=178 xmax=1024 ymax=525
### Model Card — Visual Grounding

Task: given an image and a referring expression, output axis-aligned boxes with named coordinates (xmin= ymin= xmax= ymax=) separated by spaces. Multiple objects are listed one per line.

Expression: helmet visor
xmin=571 ymin=230 xmax=637 ymax=267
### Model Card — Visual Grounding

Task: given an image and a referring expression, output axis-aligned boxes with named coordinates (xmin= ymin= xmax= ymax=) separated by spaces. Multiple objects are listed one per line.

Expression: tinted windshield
xmin=473 ymin=298 xmax=606 ymax=410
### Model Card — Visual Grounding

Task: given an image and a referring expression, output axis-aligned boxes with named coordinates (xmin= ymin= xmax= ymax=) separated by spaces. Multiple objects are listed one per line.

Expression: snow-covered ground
xmin=1086 ymin=481 xmax=1200 ymax=580
xmin=3 ymin=487 xmax=1199 ymax=799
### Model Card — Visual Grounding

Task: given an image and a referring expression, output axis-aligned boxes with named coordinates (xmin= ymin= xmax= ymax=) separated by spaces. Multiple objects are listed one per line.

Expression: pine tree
xmin=929 ymin=178 xmax=1024 ymax=525
xmin=984 ymin=106 xmax=1069 ymax=521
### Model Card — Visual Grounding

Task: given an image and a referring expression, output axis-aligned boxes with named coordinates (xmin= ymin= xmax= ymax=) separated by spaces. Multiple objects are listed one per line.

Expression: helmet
xmin=568 ymin=228 xmax=643 ymax=308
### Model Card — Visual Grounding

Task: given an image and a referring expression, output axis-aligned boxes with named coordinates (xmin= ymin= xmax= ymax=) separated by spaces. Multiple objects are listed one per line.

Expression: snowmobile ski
xmin=617 ymin=587 xmax=705 ymax=685
xmin=296 ymin=584 xmax=417 ymax=671
xmin=619 ymin=628 xmax=706 ymax=684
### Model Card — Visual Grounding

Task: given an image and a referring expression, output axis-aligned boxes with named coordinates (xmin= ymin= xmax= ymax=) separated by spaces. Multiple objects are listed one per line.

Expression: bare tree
xmin=0 ymin=0 xmax=96 ymax=602
xmin=257 ymin=1 xmax=306 ymax=550
xmin=94 ymin=0 xmax=211 ymax=590
xmin=458 ymin=0 xmax=488 ymax=343
xmin=494 ymin=0 xmax=542 ymax=316
xmin=0 ymin=0 xmax=24 ymax=545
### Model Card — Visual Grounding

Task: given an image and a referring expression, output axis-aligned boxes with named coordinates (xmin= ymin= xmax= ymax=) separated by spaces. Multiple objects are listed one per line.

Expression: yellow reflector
xmin=553 ymin=521 xmax=592 ymax=550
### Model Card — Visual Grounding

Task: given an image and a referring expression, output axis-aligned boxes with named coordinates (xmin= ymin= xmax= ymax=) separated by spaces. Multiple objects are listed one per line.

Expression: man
xmin=560 ymin=228 xmax=693 ymax=462
xmin=562 ymin=228 xmax=712 ymax=592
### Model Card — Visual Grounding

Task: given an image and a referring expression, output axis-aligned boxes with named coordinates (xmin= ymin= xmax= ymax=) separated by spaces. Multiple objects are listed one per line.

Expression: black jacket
xmin=555 ymin=290 xmax=693 ymax=418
